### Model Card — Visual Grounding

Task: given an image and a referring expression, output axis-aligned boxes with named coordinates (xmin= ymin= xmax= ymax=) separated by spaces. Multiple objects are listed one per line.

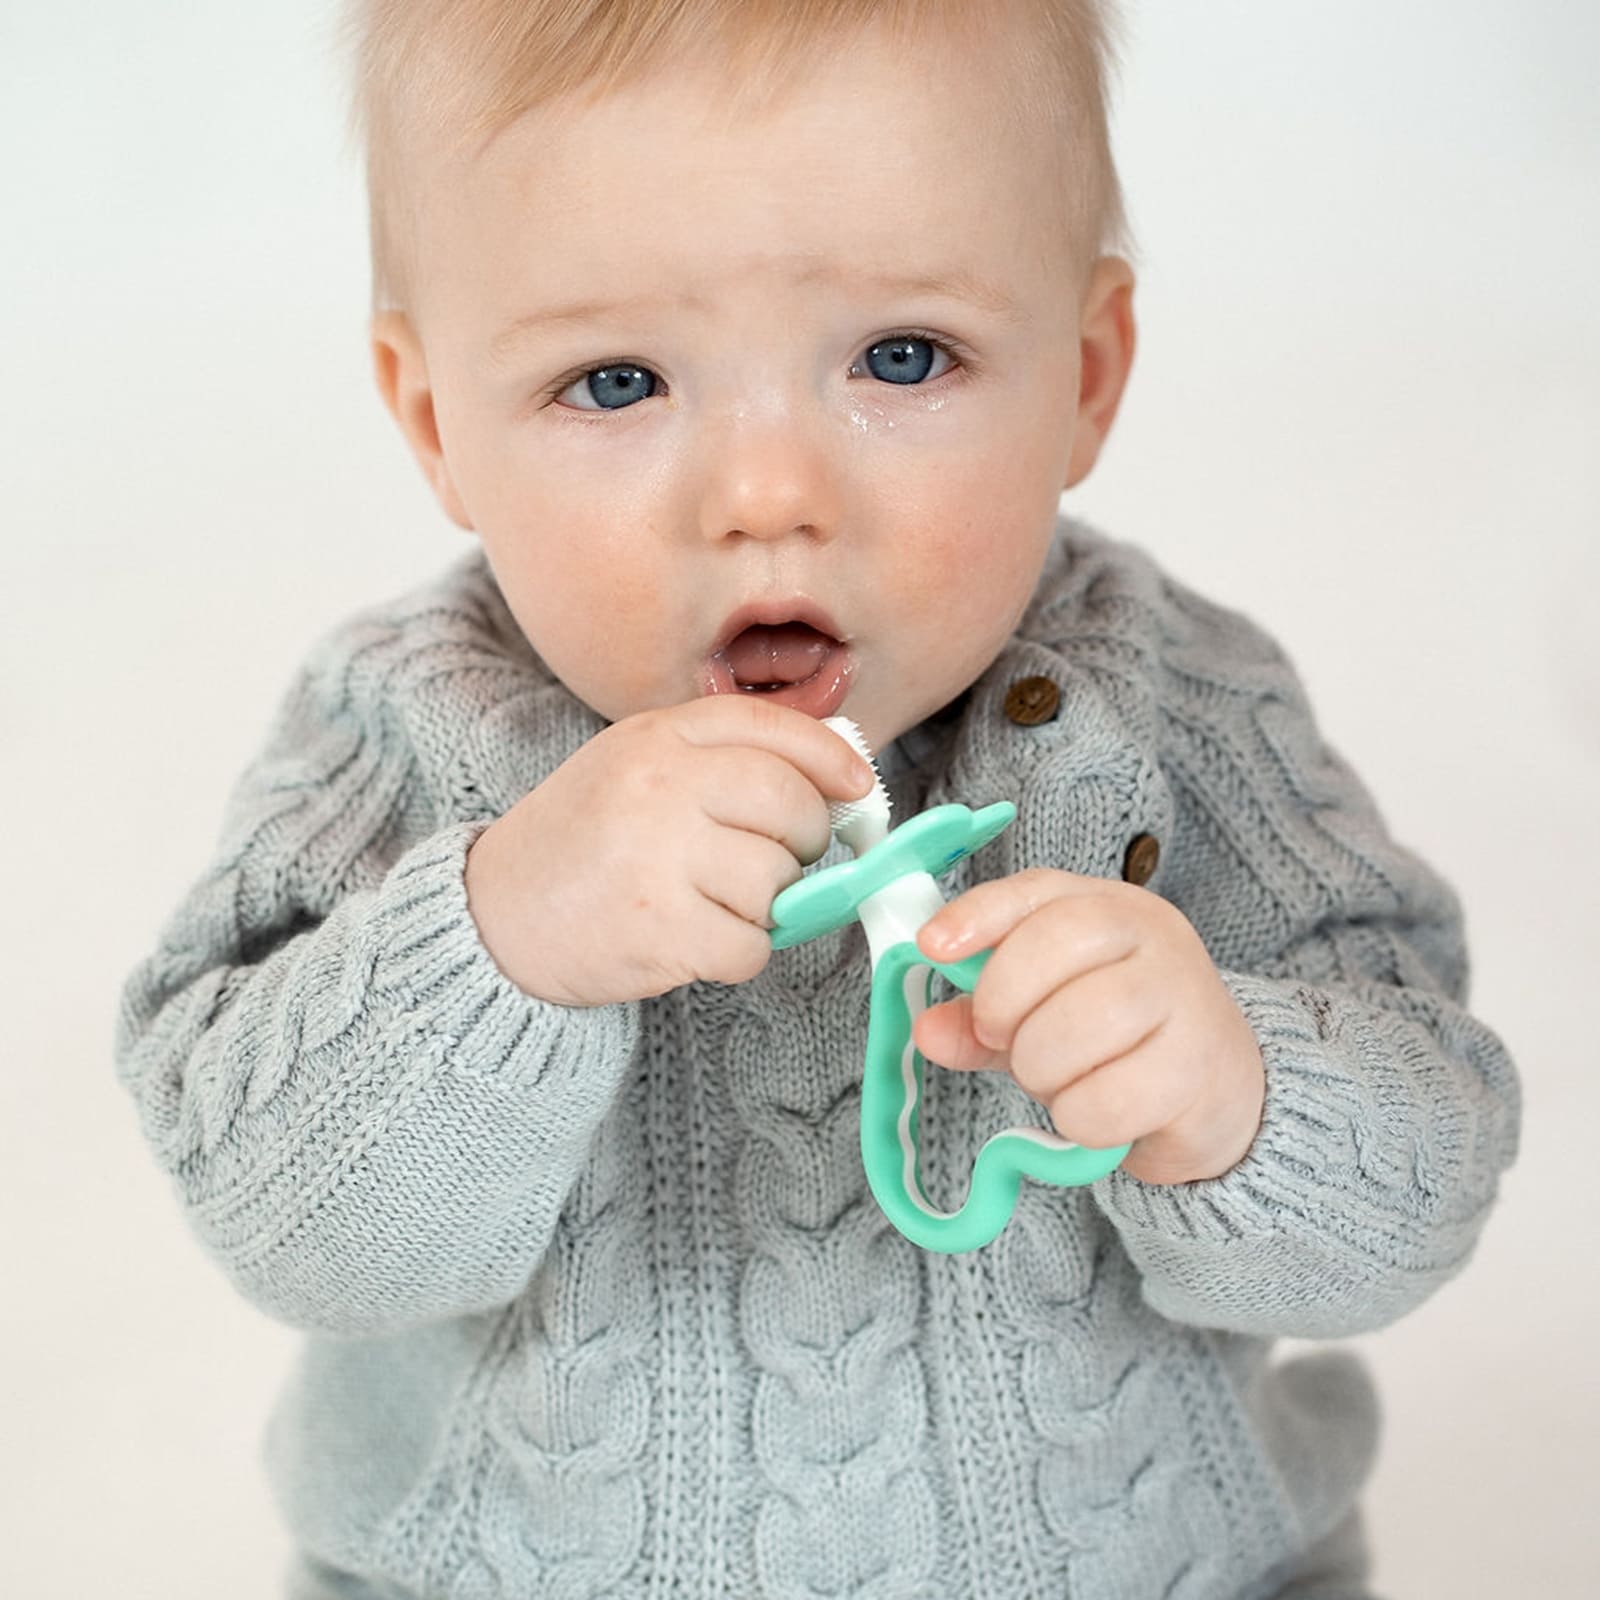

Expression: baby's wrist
xmin=1124 ymin=1038 xmax=1266 ymax=1186
xmin=464 ymin=820 xmax=551 ymax=1000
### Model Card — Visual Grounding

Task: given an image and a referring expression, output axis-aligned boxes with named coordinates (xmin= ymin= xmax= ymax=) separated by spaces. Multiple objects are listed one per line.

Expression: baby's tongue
xmin=723 ymin=622 xmax=833 ymax=686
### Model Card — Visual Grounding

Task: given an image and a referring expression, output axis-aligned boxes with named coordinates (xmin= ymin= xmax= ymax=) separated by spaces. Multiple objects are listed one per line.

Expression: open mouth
xmin=724 ymin=621 xmax=836 ymax=690
xmin=702 ymin=620 xmax=857 ymax=718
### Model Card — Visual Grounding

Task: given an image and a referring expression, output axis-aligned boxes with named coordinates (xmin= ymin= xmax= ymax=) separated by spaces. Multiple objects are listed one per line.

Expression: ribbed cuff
xmin=1094 ymin=969 xmax=1371 ymax=1246
xmin=366 ymin=819 xmax=641 ymax=1087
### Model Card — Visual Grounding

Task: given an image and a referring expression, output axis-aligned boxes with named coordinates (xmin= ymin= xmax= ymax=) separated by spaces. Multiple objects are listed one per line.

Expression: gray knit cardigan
xmin=114 ymin=515 xmax=1520 ymax=1599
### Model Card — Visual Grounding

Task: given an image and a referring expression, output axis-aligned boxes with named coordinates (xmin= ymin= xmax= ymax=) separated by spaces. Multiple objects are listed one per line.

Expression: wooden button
xmin=1122 ymin=833 xmax=1160 ymax=886
xmin=1002 ymin=675 xmax=1060 ymax=725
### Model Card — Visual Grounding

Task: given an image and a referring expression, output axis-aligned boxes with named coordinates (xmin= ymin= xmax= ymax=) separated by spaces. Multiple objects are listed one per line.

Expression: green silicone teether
xmin=769 ymin=801 xmax=1130 ymax=1252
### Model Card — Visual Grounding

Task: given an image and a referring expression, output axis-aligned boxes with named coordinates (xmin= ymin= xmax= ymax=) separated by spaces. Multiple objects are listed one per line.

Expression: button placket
xmin=976 ymin=650 xmax=1173 ymax=893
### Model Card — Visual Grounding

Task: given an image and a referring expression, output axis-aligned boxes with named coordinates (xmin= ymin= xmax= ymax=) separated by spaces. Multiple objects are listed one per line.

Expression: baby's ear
xmin=1062 ymin=256 xmax=1137 ymax=492
xmin=369 ymin=310 xmax=474 ymax=532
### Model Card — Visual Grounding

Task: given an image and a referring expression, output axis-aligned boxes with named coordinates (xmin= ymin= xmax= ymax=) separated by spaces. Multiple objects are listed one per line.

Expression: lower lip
xmin=700 ymin=641 xmax=857 ymax=719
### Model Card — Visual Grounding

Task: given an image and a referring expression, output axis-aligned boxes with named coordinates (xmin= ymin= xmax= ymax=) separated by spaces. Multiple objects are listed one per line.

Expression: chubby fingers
xmin=911 ymin=992 xmax=1004 ymax=1073
xmin=915 ymin=869 xmax=1144 ymax=1053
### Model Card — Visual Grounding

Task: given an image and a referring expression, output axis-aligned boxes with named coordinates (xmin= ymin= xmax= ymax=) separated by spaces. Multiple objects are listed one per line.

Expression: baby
xmin=114 ymin=1 xmax=1522 ymax=1596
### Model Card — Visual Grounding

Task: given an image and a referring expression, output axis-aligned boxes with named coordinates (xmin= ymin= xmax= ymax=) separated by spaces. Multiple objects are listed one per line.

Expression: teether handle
xmin=861 ymin=941 xmax=1130 ymax=1253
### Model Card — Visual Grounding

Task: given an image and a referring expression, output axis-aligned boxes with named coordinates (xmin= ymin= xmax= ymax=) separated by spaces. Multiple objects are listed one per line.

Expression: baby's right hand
xmin=463 ymin=695 xmax=878 ymax=1007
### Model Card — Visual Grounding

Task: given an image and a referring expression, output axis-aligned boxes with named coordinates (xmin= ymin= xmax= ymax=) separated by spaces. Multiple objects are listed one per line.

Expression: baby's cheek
xmin=549 ymin=562 xmax=676 ymax=707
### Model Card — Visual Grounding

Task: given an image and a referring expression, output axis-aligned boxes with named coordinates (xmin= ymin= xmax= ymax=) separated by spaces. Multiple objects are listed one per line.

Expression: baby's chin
xmin=859 ymin=672 xmax=982 ymax=749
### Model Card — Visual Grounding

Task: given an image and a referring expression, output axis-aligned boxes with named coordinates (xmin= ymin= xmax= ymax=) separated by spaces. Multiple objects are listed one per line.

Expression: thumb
xmin=912 ymin=995 xmax=1008 ymax=1073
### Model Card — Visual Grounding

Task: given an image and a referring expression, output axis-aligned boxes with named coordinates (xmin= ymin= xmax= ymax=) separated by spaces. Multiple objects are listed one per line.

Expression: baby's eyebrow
xmin=487 ymin=261 xmax=1025 ymax=364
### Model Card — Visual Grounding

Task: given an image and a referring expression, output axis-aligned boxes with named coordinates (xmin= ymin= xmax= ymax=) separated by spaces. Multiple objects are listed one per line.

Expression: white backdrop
xmin=3 ymin=2 xmax=1596 ymax=1595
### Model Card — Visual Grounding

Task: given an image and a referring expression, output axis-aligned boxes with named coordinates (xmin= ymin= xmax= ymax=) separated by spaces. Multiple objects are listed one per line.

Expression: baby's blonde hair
xmin=331 ymin=0 xmax=1134 ymax=315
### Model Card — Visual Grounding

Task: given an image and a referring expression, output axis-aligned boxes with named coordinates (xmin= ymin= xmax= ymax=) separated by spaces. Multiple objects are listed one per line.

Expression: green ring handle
xmin=863 ymin=939 xmax=1130 ymax=1253
xmin=768 ymin=800 xmax=1130 ymax=1253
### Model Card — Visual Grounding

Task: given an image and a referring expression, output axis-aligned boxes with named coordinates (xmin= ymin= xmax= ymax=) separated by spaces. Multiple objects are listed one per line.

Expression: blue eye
xmin=546 ymin=331 xmax=959 ymax=412
xmin=858 ymin=335 xmax=949 ymax=385
xmin=555 ymin=364 xmax=659 ymax=412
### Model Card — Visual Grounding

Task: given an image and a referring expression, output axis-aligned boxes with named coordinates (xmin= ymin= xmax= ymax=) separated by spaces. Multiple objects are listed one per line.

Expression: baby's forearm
xmin=1091 ymin=967 xmax=1520 ymax=1339
xmin=116 ymin=822 xmax=640 ymax=1335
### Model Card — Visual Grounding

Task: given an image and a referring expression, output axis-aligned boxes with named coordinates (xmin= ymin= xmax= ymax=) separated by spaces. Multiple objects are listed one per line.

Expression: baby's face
xmin=376 ymin=17 xmax=1133 ymax=754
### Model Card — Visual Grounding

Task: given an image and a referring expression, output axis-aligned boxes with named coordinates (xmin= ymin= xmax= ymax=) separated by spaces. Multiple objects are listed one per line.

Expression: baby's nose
xmin=693 ymin=409 xmax=844 ymax=545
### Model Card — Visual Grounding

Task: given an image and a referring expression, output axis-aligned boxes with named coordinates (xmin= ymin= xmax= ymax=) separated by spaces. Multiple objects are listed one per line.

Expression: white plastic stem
xmin=855 ymin=870 xmax=946 ymax=970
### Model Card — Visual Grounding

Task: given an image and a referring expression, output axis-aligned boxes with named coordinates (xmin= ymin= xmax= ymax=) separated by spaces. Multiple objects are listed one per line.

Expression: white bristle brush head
xmin=821 ymin=714 xmax=892 ymax=854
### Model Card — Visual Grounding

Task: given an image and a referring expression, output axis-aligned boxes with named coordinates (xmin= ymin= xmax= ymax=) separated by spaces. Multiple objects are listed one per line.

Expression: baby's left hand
xmin=913 ymin=869 xmax=1266 ymax=1186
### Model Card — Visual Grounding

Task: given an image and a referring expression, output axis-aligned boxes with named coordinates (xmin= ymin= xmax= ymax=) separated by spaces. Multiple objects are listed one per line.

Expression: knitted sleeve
xmin=1090 ymin=578 xmax=1522 ymax=1339
xmin=112 ymin=629 xmax=640 ymax=1338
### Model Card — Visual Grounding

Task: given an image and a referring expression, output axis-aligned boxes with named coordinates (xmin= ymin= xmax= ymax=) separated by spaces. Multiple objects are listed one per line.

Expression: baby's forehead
xmin=350 ymin=2 xmax=1120 ymax=316
xmin=429 ymin=4 xmax=1056 ymax=170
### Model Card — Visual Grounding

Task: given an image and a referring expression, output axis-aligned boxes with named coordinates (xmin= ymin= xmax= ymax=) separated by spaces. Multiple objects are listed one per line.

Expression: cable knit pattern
xmin=113 ymin=514 xmax=1520 ymax=1599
